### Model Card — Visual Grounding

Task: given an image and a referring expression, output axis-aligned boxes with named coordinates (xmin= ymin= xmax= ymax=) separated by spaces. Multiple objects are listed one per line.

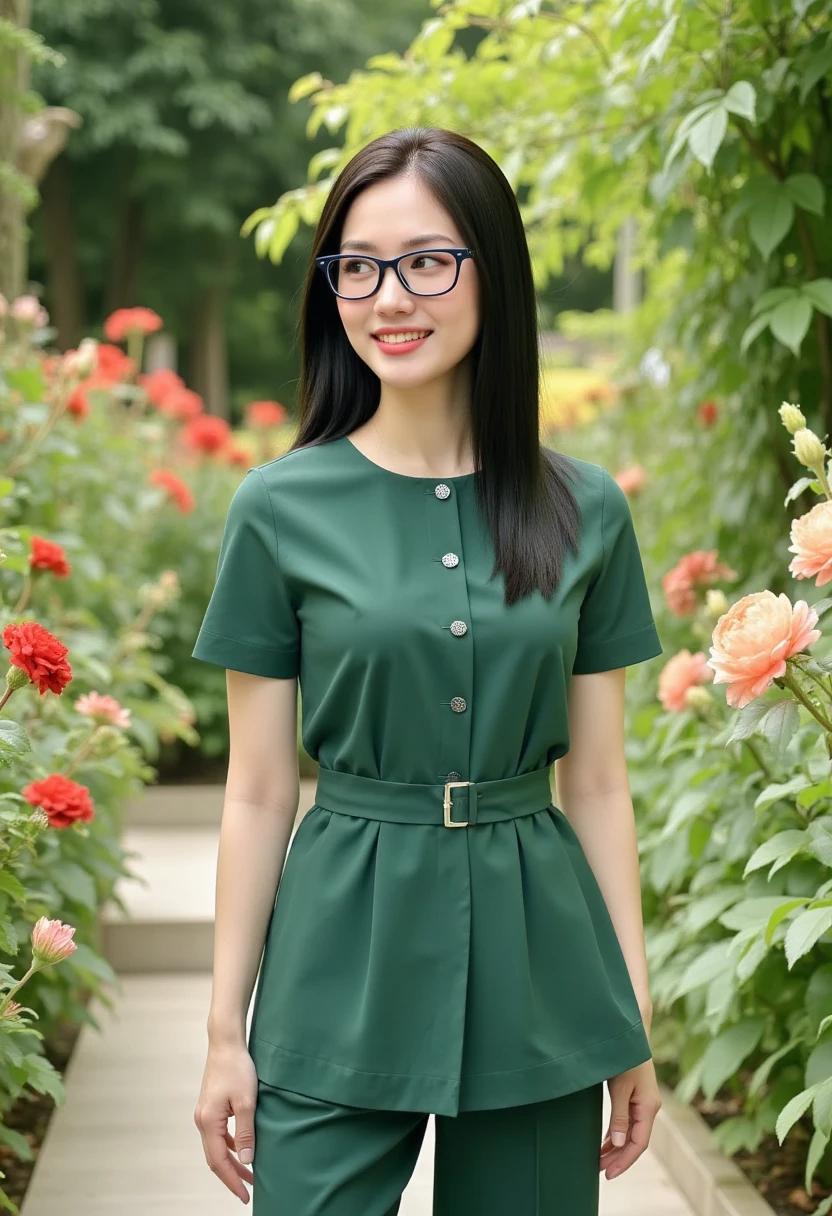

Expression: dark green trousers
xmin=252 ymin=1078 xmax=604 ymax=1215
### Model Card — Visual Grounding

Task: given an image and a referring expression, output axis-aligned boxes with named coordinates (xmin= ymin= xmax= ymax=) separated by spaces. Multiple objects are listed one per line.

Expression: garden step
xmin=20 ymin=974 xmax=693 ymax=1216
xmin=101 ymin=781 xmax=319 ymax=973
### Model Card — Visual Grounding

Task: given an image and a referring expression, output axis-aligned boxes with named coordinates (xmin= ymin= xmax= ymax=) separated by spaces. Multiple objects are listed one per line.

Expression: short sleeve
xmin=191 ymin=468 xmax=300 ymax=679
xmin=571 ymin=470 xmax=663 ymax=675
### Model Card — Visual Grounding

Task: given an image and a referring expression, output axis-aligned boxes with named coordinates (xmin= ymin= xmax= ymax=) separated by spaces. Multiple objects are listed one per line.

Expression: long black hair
xmin=287 ymin=126 xmax=586 ymax=606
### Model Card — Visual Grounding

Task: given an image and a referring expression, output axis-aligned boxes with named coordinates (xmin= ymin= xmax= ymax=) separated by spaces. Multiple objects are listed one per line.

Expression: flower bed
xmin=0 ymin=295 xmax=270 ymax=1213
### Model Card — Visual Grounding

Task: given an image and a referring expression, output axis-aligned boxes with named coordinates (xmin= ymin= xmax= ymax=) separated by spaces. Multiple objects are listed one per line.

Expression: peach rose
xmin=662 ymin=550 xmax=738 ymax=616
xmin=707 ymin=590 xmax=821 ymax=708
xmin=658 ymin=649 xmax=714 ymax=713
xmin=614 ymin=465 xmax=647 ymax=496
xmin=788 ymin=500 xmax=832 ymax=587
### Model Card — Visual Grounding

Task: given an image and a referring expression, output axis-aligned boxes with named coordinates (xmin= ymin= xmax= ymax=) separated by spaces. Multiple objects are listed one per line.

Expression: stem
xmin=742 ymin=736 xmax=774 ymax=780
xmin=781 ymin=670 xmax=832 ymax=735
xmin=0 ymin=960 xmax=37 ymax=1015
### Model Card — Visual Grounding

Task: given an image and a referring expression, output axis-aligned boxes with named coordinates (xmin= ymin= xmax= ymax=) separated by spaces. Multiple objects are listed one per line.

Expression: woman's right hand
xmin=194 ymin=1042 xmax=258 ymax=1204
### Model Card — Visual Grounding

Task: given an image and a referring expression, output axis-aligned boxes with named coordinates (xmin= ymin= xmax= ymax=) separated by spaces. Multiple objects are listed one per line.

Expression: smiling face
xmin=334 ymin=172 xmax=481 ymax=392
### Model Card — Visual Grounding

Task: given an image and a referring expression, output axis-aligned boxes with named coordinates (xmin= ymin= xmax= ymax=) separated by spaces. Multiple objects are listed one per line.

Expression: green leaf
xmin=0 ymin=871 xmax=25 ymax=902
xmin=769 ymin=296 xmax=813 ymax=354
xmin=701 ymin=1019 xmax=766 ymax=1100
xmin=751 ymin=286 xmax=798 ymax=317
xmin=723 ymin=81 xmax=756 ymax=120
xmin=798 ymin=40 xmax=832 ymax=103
xmin=4 ymin=367 xmax=45 ymax=403
xmin=727 ymin=698 xmax=770 ymax=741
xmin=288 ymin=72 xmax=327 ymax=104
xmin=765 ymin=898 xmax=812 ymax=945
xmin=785 ymin=906 xmax=832 ymax=968
xmin=758 ymin=702 xmax=801 ymax=756
xmin=0 ymin=1123 xmax=33 ymax=1161
xmin=753 ymin=776 xmax=810 ymax=812
xmin=785 ymin=475 xmax=818 ymax=504
xmin=807 ymin=818 xmax=832 ymax=867
xmin=740 ymin=311 xmax=772 ymax=353
xmin=745 ymin=829 xmax=807 ymax=875
xmin=776 ymin=1082 xmax=819 ymax=1143
xmin=0 ymin=719 xmax=33 ymax=767
xmin=748 ymin=195 xmax=794 ymax=259
xmin=20 ymin=1052 xmax=65 ymax=1104
xmin=688 ymin=105 xmax=728 ymax=170
xmin=748 ymin=1037 xmax=801 ymax=1096
xmin=802 ymin=279 xmax=832 ymax=318
xmin=50 ymin=860 xmax=96 ymax=908
xmin=784 ymin=174 xmax=825 ymax=216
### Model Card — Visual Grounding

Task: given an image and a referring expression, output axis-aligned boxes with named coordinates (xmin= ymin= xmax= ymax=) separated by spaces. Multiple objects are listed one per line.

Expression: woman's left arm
xmin=554 ymin=664 xmax=652 ymax=1034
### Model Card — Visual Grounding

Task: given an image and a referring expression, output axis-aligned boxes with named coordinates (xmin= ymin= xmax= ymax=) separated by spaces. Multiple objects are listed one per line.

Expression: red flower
xmin=222 ymin=443 xmax=252 ymax=466
xmin=245 ymin=400 xmax=287 ymax=429
xmin=180 ymin=414 xmax=231 ymax=454
xmin=137 ymin=368 xmax=186 ymax=409
xmin=30 ymin=536 xmax=71 ymax=577
xmin=104 ymin=308 xmax=163 ymax=343
xmin=158 ymin=387 xmax=204 ymax=421
xmin=94 ymin=344 xmax=135 ymax=385
xmin=22 ymin=774 xmax=94 ymax=829
xmin=2 ymin=621 xmax=73 ymax=695
xmin=66 ymin=384 xmax=90 ymax=419
xmin=698 ymin=400 xmax=718 ymax=426
xmin=149 ymin=468 xmax=195 ymax=513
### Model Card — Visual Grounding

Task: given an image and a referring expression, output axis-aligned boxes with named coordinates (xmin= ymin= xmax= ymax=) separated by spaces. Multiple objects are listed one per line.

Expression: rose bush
xmin=628 ymin=402 xmax=832 ymax=1208
xmin=0 ymin=293 xmax=267 ymax=1212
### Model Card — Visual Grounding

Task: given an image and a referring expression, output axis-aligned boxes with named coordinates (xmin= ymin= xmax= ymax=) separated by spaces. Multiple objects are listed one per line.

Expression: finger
xmin=604 ymin=1110 xmax=654 ymax=1177
xmin=223 ymin=1131 xmax=254 ymax=1184
xmin=232 ymin=1102 xmax=256 ymax=1167
xmin=204 ymin=1128 xmax=251 ymax=1202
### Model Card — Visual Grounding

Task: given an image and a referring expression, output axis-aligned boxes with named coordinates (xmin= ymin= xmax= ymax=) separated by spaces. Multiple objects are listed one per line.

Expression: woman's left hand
xmin=600 ymin=1057 xmax=663 ymax=1180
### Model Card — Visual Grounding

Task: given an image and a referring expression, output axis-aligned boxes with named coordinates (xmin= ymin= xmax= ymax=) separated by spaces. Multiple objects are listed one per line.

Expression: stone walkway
xmin=21 ymin=782 xmax=695 ymax=1215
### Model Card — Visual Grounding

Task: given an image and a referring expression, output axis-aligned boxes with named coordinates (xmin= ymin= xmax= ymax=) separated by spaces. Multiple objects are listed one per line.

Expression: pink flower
xmin=788 ymin=500 xmax=832 ymax=587
xmin=658 ymin=649 xmax=714 ymax=712
xmin=707 ymin=590 xmax=822 ymax=708
xmin=613 ymin=465 xmax=647 ymax=496
xmin=11 ymin=295 xmax=48 ymax=328
xmin=30 ymin=917 xmax=77 ymax=966
xmin=1 ymin=1000 xmax=22 ymax=1019
xmin=74 ymin=691 xmax=131 ymax=729
xmin=662 ymin=550 xmax=738 ymax=617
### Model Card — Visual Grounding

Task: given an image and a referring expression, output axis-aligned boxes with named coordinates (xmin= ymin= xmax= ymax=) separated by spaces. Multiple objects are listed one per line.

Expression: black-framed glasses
xmin=315 ymin=247 xmax=474 ymax=300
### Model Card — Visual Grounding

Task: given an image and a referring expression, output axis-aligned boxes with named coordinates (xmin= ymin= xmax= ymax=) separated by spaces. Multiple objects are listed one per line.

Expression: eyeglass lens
xmin=329 ymin=252 xmax=458 ymax=298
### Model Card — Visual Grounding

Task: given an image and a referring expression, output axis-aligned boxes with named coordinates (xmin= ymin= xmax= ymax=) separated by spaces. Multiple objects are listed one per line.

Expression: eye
xmin=409 ymin=255 xmax=443 ymax=270
xmin=343 ymin=258 xmax=374 ymax=275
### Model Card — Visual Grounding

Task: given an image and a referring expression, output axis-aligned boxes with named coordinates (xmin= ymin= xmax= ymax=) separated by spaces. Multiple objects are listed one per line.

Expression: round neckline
xmin=340 ymin=434 xmax=479 ymax=483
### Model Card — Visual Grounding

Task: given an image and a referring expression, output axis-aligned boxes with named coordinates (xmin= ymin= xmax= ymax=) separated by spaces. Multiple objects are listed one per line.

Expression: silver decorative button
xmin=434 ymin=483 xmax=451 ymax=500
xmin=450 ymin=697 xmax=467 ymax=713
xmin=442 ymin=552 xmax=459 ymax=568
xmin=447 ymin=770 xmax=462 ymax=780
xmin=450 ymin=620 xmax=467 ymax=636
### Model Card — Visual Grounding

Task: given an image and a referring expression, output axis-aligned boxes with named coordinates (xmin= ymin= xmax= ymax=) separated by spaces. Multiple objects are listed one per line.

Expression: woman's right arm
xmin=194 ymin=666 xmax=300 ymax=1204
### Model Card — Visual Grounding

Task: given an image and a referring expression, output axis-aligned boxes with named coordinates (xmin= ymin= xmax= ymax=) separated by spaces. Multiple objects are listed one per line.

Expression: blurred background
xmin=2 ymin=2 xmax=832 ymax=1214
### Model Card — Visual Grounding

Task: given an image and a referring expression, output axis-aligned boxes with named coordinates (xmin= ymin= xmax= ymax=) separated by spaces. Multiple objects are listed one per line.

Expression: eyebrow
xmin=339 ymin=232 xmax=456 ymax=252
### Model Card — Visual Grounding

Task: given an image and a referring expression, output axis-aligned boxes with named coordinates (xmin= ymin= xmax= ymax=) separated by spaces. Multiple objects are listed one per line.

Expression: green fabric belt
xmin=313 ymin=765 xmax=554 ymax=827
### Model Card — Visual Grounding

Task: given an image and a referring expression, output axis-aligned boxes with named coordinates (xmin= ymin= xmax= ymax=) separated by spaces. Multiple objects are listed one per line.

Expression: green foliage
xmin=0 ymin=310 xmax=241 ymax=1214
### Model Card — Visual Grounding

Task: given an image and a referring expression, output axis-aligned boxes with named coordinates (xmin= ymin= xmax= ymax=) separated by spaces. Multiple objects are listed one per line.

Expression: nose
xmin=374 ymin=264 xmax=414 ymax=312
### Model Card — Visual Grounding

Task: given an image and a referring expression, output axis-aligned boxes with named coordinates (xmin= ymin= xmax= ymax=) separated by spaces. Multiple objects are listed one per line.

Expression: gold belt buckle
xmin=443 ymin=780 xmax=473 ymax=827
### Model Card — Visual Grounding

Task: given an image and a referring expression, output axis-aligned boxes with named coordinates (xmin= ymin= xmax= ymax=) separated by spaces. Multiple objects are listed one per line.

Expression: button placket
xmin=425 ymin=482 xmax=473 ymax=784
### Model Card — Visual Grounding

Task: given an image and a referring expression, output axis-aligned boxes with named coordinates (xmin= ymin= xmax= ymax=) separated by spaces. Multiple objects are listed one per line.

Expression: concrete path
xmin=21 ymin=782 xmax=694 ymax=1215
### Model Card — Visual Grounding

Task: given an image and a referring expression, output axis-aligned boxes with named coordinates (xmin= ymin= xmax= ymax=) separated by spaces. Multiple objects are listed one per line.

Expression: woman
xmin=192 ymin=126 xmax=664 ymax=1214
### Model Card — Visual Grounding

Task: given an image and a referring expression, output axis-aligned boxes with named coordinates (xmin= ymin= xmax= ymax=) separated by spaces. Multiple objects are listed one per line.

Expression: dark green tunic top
xmin=191 ymin=434 xmax=664 ymax=1116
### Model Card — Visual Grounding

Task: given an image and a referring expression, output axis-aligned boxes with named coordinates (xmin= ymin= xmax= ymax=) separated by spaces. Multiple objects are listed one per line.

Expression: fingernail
xmin=239 ymin=1148 xmax=253 ymax=1164
xmin=611 ymin=1131 xmax=625 ymax=1146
